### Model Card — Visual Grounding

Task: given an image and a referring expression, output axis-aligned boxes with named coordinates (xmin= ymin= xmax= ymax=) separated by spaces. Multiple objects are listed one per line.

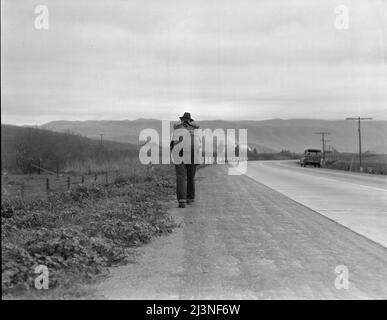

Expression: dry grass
xmin=63 ymin=157 xmax=143 ymax=175
xmin=325 ymin=153 xmax=387 ymax=174
xmin=2 ymin=158 xmax=165 ymax=200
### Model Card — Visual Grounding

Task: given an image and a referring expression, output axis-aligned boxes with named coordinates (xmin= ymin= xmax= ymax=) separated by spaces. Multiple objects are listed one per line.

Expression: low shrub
xmin=2 ymin=164 xmax=177 ymax=296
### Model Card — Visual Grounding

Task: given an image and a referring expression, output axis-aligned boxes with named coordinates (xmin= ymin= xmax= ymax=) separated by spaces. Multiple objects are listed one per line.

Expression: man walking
xmin=170 ymin=112 xmax=202 ymax=208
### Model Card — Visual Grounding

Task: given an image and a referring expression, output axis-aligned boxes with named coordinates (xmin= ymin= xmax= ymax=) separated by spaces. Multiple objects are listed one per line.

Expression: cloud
xmin=1 ymin=0 xmax=387 ymax=125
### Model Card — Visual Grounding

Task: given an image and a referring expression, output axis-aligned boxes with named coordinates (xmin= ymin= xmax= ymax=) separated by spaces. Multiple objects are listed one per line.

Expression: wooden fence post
xmin=81 ymin=175 xmax=85 ymax=184
xmin=38 ymin=159 xmax=41 ymax=175
xmin=67 ymin=176 xmax=70 ymax=189
xmin=46 ymin=178 xmax=50 ymax=191
xmin=94 ymin=173 xmax=97 ymax=182
xmin=21 ymin=183 xmax=25 ymax=199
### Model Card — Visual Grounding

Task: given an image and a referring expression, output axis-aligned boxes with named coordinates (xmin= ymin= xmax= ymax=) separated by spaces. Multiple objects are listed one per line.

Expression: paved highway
xmin=246 ymin=160 xmax=387 ymax=247
xmin=95 ymin=164 xmax=387 ymax=299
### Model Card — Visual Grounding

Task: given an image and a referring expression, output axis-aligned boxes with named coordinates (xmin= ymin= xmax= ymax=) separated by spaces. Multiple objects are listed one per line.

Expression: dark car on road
xmin=300 ymin=149 xmax=322 ymax=167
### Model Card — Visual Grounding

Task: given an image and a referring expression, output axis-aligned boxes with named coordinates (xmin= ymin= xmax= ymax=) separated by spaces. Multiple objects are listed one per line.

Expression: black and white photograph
xmin=1 ymin=0 xmax=387 ymax=304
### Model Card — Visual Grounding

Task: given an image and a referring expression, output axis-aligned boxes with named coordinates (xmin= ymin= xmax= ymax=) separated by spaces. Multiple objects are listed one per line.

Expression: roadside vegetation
xmin=2 ymin=163 xmax=176 ymax=298
xmin=324 ymin=152 xmax=387 ymax=174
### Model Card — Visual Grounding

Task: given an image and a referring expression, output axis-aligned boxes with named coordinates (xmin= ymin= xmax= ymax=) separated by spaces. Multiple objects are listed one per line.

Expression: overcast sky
xmin=1 ymin=0 xmax=387 ymax=125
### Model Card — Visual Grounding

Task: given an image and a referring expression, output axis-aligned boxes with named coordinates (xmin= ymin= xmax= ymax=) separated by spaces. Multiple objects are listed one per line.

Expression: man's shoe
xmin=187 ymin=199 xmax=195 ymax=204
xmin=178 ymin=201 xmax=186 ymax=208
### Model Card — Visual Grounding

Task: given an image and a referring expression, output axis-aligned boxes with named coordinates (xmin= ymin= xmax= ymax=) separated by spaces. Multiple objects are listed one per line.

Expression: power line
xmin=345 ymin=117 xmax=372 ymax=170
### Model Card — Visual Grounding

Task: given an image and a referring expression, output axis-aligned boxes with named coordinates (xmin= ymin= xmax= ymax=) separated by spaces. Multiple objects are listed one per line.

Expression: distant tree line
xmin=247 ymin=148 xmax=301 ymax=161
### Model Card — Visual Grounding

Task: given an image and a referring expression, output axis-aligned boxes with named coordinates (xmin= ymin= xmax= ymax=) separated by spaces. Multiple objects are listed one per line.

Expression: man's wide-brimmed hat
xmin=179 ymin=112 xmax=194 ymax=122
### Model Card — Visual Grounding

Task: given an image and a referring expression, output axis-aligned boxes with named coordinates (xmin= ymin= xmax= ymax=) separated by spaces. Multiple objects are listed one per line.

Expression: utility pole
xmin=99 ymin=134 xmax=104 ymax=146
xmin=315 ymin=132 xmax=330 ymax=162
xmin=324 ymin=139 xmax=331 ymax=157
xmin=345 ymin=117 xmax=372 ymax=171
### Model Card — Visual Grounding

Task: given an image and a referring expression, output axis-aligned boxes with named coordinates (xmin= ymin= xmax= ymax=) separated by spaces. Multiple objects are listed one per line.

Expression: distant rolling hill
xmin=1 ymin=124 xmax=139 ymax=173
xmin=40 ymin=118 xmax=387 ymax=154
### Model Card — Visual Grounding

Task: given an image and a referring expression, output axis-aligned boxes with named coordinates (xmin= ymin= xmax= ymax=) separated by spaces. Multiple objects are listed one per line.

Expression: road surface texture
xmin=246 ymin=160 xmax=387 ymax=247
xmin=94 ymin=164 xmax=387 ymax=299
